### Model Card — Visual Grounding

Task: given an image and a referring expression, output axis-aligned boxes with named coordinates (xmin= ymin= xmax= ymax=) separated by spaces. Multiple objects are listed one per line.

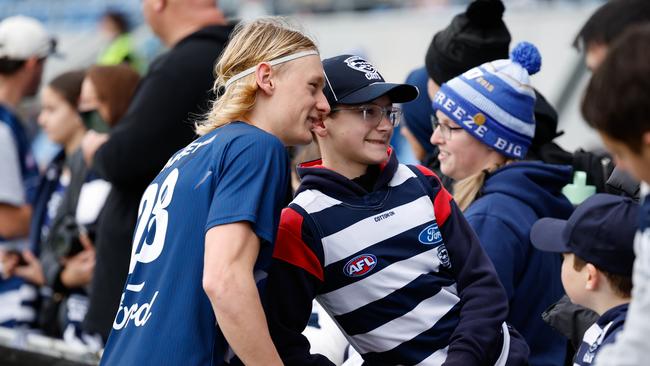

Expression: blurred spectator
xmin=97 ymin=10 xmax=143 ymax=73
xmin=539 ymin=4 xmax=650 ymax=365
xmin=41 ymin=65 xmax=138 ymax=347
xmin=31 ymin=71 xmax=91 ymax=340
xmin=573 ymin=0 xmax=650 ymax=200
xmin=581 ymin=24 xmax=650 ymax=366
xmin=573 ymin=0 xmax=650 ymax=72
xmin=79 ymin=64 xmax=140 ymax=131
xmin=2 ymin=70 xmax=95 ymax=343
xmin=74 ymin=64 xmax=141 ymax=258
xmin=80 ymin=0 xmax=234 ymax=342
xmin=0 ymin=15 xmax=55 ymax=328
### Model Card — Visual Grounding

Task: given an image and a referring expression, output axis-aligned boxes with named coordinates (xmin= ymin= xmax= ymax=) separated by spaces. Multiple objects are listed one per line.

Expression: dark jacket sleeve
xmin=415 ymin=166 xmax=509 ymax=366
xmin=542 ymin=294 xmax=599 ymax=349
xmin=264 ymin=206 xmax=335 ymax=366
xmin=92 ymin=69 xmax=199 ymax=191
xmin=464 ymin=213 xmax=526 ymax=301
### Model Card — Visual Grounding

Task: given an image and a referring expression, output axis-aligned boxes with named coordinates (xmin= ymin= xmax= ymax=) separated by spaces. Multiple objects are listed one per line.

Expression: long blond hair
xmin=453 ymin=159 xmax=515 ymax=211
xmin=196 ymin=17 xmax=318 ymax=135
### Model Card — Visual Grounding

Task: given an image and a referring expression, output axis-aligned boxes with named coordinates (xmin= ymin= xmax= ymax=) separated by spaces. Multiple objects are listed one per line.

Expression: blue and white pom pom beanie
xmin=432 ymin=42 xmax=541 ymax=159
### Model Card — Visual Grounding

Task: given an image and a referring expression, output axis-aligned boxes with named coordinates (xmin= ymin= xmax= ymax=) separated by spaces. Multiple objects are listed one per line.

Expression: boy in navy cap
xmin=530 ymin=194 xmax=637 ymax=366
xmin=264 ymin=54 xmax=528 ymax=366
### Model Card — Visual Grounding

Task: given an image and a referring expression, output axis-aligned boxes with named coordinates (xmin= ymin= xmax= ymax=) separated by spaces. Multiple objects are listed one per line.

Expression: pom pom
xmin=466 ymin=0 xmax=506 ymax=27
xmin=510 ymin=42 xmax=541 ymax=75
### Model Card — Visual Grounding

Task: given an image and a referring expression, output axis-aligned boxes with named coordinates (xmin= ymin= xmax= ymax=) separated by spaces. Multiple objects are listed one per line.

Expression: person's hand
xmin=13 ymin=250 xmax=45 ymax=286
xmin=78 ymin=230 xmax=94 ymax=250
xmin=0 ymin=249 xmax=20 ymax=279
xmin=81 ymin=131 xmax=109 ymax=166
xmin=60 ymin=235 xmax=95 ymax=288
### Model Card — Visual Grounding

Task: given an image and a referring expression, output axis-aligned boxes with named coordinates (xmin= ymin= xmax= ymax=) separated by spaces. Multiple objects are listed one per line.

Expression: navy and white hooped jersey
xmin=0 ymin=105 xmax=39 ymax=328
xmin=264 ymin=151 xmax=514 ymax=366
xmin=100 ymin=122 xmax=289 ymax=366
xmin=574 ymin=303 xmax=628 ymax=366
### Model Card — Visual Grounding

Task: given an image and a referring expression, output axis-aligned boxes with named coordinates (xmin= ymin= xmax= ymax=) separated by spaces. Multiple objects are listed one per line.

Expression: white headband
xmin=224 ymin=50 xmax=319 ymax=89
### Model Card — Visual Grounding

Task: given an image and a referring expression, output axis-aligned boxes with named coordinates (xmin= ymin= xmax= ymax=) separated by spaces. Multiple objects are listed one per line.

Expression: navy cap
xmin=530 ymin=194 xmax=637 ymax=276
xmin=322 ymin=55 xmax=418 ymax=106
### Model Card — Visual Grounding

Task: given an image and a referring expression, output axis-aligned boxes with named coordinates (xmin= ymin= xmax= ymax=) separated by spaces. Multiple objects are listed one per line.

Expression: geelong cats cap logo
xmin=344 ymin=56 xmax=381 ymax=80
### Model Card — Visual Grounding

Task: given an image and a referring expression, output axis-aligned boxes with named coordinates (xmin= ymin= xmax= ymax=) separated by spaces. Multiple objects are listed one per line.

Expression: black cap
xmin=323 ymin=55 xmax=418 ymax=106
xmin=530 ymin=194 xmax=638 ymax=276
xmin=425 ymin=0 xmax=511 ymax=85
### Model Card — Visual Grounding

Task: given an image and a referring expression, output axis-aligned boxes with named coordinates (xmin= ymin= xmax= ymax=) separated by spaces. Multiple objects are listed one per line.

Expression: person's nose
xmin=316 ymin=90 xmax=331 ymax=118
xmin=376 ymin=112 xmax=393 ymax=132
xmin=430 ymin=125 xmax=444 ymax=145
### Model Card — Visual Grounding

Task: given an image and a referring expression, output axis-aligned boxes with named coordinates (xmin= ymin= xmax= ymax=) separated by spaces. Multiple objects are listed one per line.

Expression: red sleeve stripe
xmin=413 ymin=165 xmax=453 ymax=226
xmin=434 ymin=187 xmax=452 ymax=227
xmin=414 ymin=165 xmax=435 ymax=177
xmin=272 ymin=207 xmax=324 ymax=281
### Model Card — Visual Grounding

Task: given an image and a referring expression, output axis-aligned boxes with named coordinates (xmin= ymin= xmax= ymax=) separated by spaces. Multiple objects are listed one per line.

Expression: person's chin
xmin=440 ymin=163 xmax=453 ymax=178
xmin=365 ymin=151 xmax=388 ymax=165
xmin=294 ymin=132 xmax=313 ymax=146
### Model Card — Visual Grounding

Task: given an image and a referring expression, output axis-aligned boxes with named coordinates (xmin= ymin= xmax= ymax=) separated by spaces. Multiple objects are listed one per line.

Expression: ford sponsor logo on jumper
xmin=344 ymin=254 xmax=377 ymax=277
xmin=419 ymin=223 xmax=443 ymax=245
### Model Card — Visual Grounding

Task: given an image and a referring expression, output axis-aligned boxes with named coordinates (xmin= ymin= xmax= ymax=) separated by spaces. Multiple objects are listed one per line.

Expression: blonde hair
xmin=196 ymin=17 xmax=318 ymax=135
xmin=453 ymin=159 xmax=514 ymax=211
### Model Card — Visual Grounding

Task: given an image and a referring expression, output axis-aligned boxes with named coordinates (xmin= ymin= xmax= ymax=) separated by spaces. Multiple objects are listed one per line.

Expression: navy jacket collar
xmin=597 ymin=303 xmax=628 ymax=328
xmin=296 ymin=149 xmax=398 ymax=201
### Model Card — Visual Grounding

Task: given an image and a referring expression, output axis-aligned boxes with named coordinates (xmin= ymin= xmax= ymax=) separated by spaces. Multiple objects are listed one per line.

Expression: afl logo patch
xmin=344 ymin=56 xmax=381 ymax=80
xmin=344 ymin=254 xmax=377 ymax=277
xmin=419 ymin=223 xmax=443 ymax=245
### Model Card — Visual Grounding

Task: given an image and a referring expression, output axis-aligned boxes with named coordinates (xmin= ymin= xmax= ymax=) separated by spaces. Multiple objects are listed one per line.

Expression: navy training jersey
xmin=100 ymin=122 xmax=290 ymax=366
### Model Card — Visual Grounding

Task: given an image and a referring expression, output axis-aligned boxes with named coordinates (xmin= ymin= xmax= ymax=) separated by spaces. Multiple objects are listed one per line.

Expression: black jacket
xmin=83 ymin=24 xmax=235 ymax=340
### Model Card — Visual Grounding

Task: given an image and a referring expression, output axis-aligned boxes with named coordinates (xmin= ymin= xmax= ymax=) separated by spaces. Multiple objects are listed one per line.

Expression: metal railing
xmin=0 ymin=326 xmax=100 ymax=365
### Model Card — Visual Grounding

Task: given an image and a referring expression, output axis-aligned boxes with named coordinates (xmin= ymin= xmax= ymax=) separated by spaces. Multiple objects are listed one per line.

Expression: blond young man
xmin=100 ymin=18 xmax=330 ymax=366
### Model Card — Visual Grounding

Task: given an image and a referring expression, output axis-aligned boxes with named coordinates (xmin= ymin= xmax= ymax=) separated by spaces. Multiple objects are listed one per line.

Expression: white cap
xmin=0 ymin=15 xmax=55 ymax=60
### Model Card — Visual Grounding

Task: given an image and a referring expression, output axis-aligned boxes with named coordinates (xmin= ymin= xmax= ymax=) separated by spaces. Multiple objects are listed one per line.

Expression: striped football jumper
xmin=264 ymin=151 xmax=516 ymax=366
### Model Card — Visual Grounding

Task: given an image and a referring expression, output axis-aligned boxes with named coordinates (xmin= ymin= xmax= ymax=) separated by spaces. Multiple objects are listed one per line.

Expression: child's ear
xmin=585 ymin=263 xmax=599 ymax=291
xmin=311 ymin=118 xmax=328 ymax=138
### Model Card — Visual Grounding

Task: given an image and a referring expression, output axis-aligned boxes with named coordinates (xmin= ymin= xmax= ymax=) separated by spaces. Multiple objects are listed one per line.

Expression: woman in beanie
xmin=431 ymin=42 xmax=574 ymax=366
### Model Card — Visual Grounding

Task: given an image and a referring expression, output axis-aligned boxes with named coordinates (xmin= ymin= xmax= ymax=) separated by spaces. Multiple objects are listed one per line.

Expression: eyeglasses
xmin=431 ymin=114 xmax=464 ymax=141
xmin=330 ymin=104 xmax=402 ymax=127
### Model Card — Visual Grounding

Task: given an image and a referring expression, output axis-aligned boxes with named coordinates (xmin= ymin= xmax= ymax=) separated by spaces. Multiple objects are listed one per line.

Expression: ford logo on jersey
xmin=419 ymin=223 xmax=443 ymax=245
xmin=344 ymin=254 xmax=377 ymax=277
